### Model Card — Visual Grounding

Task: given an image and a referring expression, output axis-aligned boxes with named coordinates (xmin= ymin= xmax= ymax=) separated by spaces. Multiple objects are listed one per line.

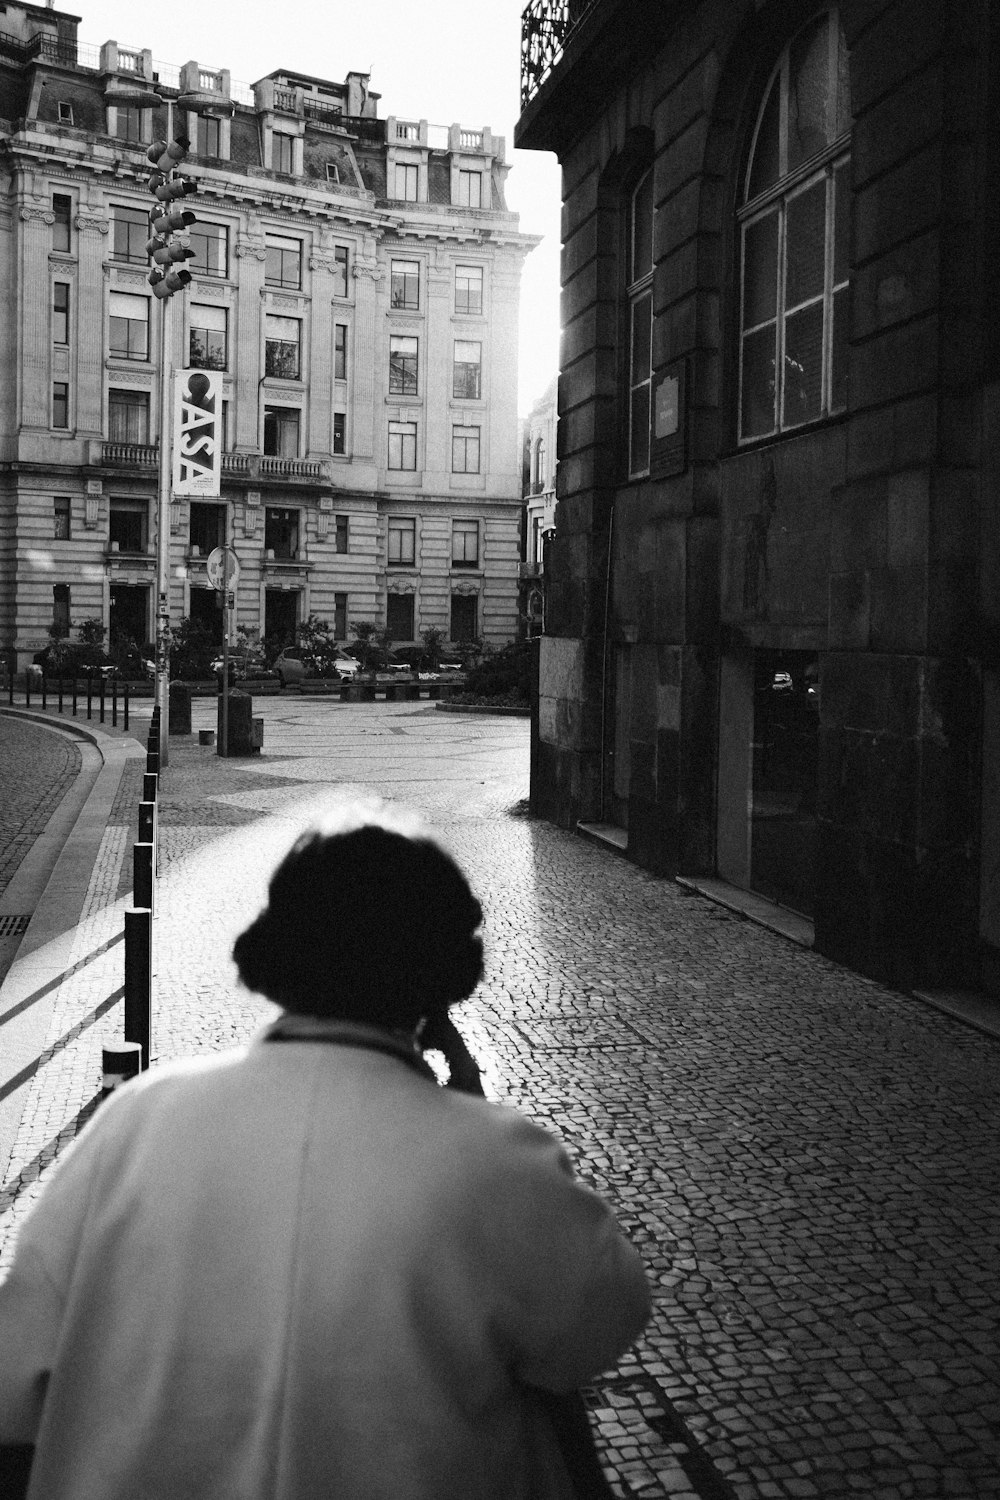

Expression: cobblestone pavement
xmin=0 ymin=715 xmax=81 ymax=897
xmin=1 ymin=697 xmax=998 ymax=1498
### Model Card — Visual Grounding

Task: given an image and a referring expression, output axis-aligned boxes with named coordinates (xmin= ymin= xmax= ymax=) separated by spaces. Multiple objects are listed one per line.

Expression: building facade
xmin=0 ymin=2 xmax=536 ymax=672
xmin=519 ymin=375 xmax=557 ymax=637
xmin=517 ymin=0 xmax=1000 ymax=994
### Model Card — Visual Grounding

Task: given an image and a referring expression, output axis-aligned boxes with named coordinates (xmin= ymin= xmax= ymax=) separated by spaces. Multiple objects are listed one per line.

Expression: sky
xmin=71 ymin=0 xmax=562 ymax=415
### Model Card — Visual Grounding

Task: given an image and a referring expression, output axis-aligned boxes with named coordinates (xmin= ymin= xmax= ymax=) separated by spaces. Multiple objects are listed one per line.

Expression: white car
xmin=273 ymin=647 xmax=360 ymax=686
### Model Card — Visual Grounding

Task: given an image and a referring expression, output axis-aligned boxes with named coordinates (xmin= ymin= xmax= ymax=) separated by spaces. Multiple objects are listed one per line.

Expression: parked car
xmin=273 ymin=646 xmax=360 ymax=686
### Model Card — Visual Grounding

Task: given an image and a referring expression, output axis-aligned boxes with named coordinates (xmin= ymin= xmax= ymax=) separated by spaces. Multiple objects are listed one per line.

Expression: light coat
xmin=0 ymin=1030 xmax=650 ymax=1499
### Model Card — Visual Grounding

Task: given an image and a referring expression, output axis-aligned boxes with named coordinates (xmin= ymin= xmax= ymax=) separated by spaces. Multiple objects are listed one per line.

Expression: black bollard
xmin=99 ymin=676 xmax=106 ymax=724
xmin=146 ymin=748 xmax=159 ymax=777
xmin=112 ymin=676 xmax=118 ymax=728
xmin=123 ymin=679 xmax=129 ymax=732
xmin=86 ymin=672 xmax=92 ymax=720
xmin=41 ymin=672 xmax=47 ymax=711
xmin=72 ymin=676 xmax=77 ymax=717
xmin=133 ymin=841 xmax=154 ymax=914
xmin=123 ymin=910 xmax=152 ymax=1070
xmin=143 ymin=771 xmax=157 ymax=804
xmin=102 ymin=1040 xmax=143 ymax=1098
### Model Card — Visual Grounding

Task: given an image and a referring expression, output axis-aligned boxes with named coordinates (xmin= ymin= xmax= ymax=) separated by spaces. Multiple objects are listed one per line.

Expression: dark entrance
xmin=751 ymin=649 xmax=819 ymax=916
xmin=109 ymin=584 xmax=148 ymax=650
xmin=265 ymin=589 xmax=298 ymax=650
xmin=188 ymin=586 xmax=223 ymax=647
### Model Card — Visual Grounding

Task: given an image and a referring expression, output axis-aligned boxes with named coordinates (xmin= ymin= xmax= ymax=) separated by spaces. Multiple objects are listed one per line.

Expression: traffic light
xmin=145 ymin=133 xmax=197 ymax=300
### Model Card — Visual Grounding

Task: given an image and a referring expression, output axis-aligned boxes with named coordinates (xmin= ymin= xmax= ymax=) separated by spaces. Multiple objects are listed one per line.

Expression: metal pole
xmin=155 ymin=233 xmax=174 ymax=770
xmin=123 ymin=910 xmax=152 ymax=1070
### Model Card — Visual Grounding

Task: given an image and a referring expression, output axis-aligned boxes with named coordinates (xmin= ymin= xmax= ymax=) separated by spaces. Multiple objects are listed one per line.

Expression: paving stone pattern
xmin=1 ymin=698 xmax=998 ymax=1498
xmin=0 ymin=717 xmax=81 ymax=896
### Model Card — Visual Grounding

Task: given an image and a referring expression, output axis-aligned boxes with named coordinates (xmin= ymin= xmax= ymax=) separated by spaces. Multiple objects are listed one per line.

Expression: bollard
xmin=123 ymin=679 xmax=129 ymax=732
xmin=146 ymin=748 xmax=159 ymax=777
xmin=143 ymin=771 xmax=158 ymax=804
xmin=58 ymin=676 xmax=64 ymax=714
xmin=112 ymin=676 xmax=118 ymax=727
xmin=139 ymin=800 xmax=158 ymax=877
xmin=25 ymin=670 xmax=31 ymax=707
xmin=133 ymin=841 xmax=154 ymax=914
xmin=123 ymin=910 xmax=152 ymax=1070
xmin=102 ymin=1040 xmax=143 ymax=1099
xmin=86 ymin=673 xmax=92 ymax=720
xmin=41 ymin=673 xmax=47 ymax=711
xmin=99 ymin=676 xmax=106 ymax=724
xmin=72 ymin=676 xmax=77 ymax=717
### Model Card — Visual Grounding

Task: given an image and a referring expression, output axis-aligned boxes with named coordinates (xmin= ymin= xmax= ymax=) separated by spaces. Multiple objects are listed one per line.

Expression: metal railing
xmin=520 ymin=0 xmax=600 ymax=107
xmin=102 ymin=441 xmax=158 ymax=466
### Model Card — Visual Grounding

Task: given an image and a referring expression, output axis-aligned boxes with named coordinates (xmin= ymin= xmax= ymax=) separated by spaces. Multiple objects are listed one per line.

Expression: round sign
xmin=206 ymin=546 xmax=240 ymax=592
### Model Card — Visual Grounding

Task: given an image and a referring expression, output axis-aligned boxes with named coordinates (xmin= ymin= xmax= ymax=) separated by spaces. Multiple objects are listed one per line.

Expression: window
xmin=109 ymin=292 xmax=149 ymax=362
xmin=53 ymin=585 xmax=70 ymax=636
xmin=52 ymin=382 xmax=69 ymax=429
xmin=455 ymin=264 xmax=483 ymax=315
xmin=53 ymin=282 xmax=70 ymax=345
xmin=451 ymin=593 xmax=478 ymax=641
xmin=189 ymin=502 xmax=226 ymax=556
xmin=391 ymin=260 xmax=419 ymax=310
xmin=452 ymin=425 xmax=480 ymax=474
xmin=265 ymin=234 xmax=302 ymax=290
xmin=52 ymin=194 xmax=72 ymax=253
xmin=265 ymin=507 xmax=299 ymax=559
xmin=386 ymin=592 xmax=414 ymax=641
xmin=326 ymin=163 xmax=340 ymax=185
xmin=108 ymin=389 xmax=149 ymax=444
xmin=738 ymin=10 xmax=851 ymax=441
xmin=534 ymin=436 xmax=547 ymax=488
xmin=221 ymin=399 xmax=232 ymax=451
xmin=189 ymin=305 xmax=227 ymax=370
xmin=112 ymin=205 xmax=149 ymax=264
xmin=116 ymin=106 xmax=142 ymax=142
xmin=388 ymin=517 xmax=415 ymax=565
xmin=334 ymin=515 xmax=349 ymax=553
xmin=54 ymin=497 xmax=71 ymax=539
xmin=388 ymin=421 xmax=417 ymax=471
xmin=110 ymin=497 xmax=147 ymax=553
xmin=389 ymin=335 xmax=418 ymax=395
xmin=334 ymin=324 xmax=347 ymax=381
xmin=333 ymin=245 xmax=349 ymax=297
xmin=453 ymin=340 xmax=482 ymax=400
xmin=197 ymin=115 xmax=221 ymax=158
xmin=189 ymin=222 xmax=229 ymax=279
xmin=394 ymin=163 xmax=418 ymax=201
xmin=452 ymin=519 xmax=479 ymax=567
xmin=265 ymin=316 xmax=301 ymax=379
xmin=626 ymin=170 xmax=653 ymax=478
xmin=57 ymin=101 xmax=73 ymax=125
xmin=333 ymin=412 xmax=346 ymax=454
xmin=457 ymin=170 xmax=483 ymax=208
xmin=263 ymin=405 xmax=300 ymax=457
xmin=333 ymin=592 xmax=347 ymax=640
xmin=272 ymin=132 xmax=295 ymax=174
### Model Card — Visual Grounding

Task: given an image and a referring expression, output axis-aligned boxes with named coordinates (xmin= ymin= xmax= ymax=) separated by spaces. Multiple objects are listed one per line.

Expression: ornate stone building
xmin=0 ymin=1 xmax=536 ymax=669
xmin=517 ymin=0 xmax=1000 ymax=995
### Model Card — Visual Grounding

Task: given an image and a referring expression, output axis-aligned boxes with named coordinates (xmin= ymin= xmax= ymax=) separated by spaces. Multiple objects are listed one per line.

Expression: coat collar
xmin=262 ymin=1014 xmax=436 ymax=1081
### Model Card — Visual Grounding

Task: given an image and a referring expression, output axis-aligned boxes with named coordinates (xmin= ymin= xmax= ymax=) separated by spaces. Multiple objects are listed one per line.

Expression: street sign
xmin=206 ymin=546 xmax=240 ymax=592
xmin=173 ymin=369 xmax=222 ymax=497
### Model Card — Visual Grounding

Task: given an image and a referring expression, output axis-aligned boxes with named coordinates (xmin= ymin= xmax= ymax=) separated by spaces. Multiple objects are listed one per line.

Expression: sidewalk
xmin=1 ymin=695 xmax=998 ymax=1498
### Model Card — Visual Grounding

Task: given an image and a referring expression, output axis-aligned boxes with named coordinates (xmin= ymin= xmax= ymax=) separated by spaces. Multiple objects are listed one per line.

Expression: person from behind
xmin=0 ymin=806 xmax=650 ymax=1499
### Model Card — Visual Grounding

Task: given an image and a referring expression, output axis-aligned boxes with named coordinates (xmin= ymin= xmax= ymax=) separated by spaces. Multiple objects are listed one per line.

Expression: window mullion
xmin=776 ymin=202 xmax=787 ymax=432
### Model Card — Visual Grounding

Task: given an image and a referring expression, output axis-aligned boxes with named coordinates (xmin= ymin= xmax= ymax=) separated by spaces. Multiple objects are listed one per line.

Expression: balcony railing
xmin=102 ymin=441 xmax=157 ymax=466
xmin=520 ymin=0 xmax=599 ymax=108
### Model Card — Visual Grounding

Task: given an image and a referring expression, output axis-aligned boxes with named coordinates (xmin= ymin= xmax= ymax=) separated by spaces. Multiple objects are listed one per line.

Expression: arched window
xmin=738 ymin=10 xmax=850 ymax=442
xmin=626 ymin=169 xmax=654 ymax=477
xmin=534 ymin=435 xmax=546 ymax=488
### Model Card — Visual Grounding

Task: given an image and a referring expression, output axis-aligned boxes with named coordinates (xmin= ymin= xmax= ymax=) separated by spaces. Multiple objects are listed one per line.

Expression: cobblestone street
xmin=1 ymin=697 xmax=998 ymax=1498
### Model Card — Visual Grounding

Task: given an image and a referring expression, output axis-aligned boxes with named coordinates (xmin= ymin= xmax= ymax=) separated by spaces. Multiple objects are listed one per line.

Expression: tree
xmin=421 ymin=626 xmax=445 ymax=672
xmin=170 ymin=617 xmax=216 ymax=680
xmin=296 ymin=614 xmax=340 ymax=677
xmin=349 ymin=621 xmax=391 ymax=674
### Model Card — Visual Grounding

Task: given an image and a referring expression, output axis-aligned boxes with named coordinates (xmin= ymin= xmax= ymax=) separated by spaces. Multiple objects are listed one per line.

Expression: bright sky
xmin=73 ymin=0 xmax=561 ymax=414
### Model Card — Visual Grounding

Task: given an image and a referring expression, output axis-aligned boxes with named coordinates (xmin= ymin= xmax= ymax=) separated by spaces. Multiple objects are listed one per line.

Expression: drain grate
xmin=0 ymin=915 xmax=30 ymax=938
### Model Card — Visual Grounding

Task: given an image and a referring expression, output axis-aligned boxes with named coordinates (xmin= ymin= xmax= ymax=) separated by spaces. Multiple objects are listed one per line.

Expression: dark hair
xmin=233 ymin=814 xmax=483 ymax=1028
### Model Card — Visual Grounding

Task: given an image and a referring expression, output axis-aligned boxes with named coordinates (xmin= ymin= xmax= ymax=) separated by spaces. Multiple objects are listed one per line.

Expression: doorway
xmin=109 ymin=584 xmax=149 ymax=649
xmin=265 ymin=589 xmax=298 ymax=650
xmin=188 ymin=587 xmax=223 ymax=647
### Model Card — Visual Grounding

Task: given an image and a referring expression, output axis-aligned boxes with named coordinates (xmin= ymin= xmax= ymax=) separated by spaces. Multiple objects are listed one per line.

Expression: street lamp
xmin=104 ymin=86 xmax=233 ymax=766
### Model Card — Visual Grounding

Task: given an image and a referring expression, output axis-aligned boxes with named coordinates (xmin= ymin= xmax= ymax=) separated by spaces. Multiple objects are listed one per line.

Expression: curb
xmin=433 ymin=702 xmax=531 ymax=717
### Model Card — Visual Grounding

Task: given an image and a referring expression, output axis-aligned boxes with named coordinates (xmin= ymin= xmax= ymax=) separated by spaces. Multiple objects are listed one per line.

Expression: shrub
xmin=170 ymin=617 xmax=217 ymax=680
xmin=461 ymin=639 xmax=533 ymax=703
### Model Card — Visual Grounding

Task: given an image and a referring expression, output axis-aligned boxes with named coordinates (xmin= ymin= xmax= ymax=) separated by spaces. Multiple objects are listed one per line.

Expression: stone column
xmin=425 ymin=259 xmax=453 ymax=481
xmin=307 ymin=252 xmax=336 ymax=457
xmin=234 ymin=237 xmax=266 ymax=450
xmin=351 ymin=252 xmax=382 ymax=462
xmin=18 ymin=205 xmax=53 ymax=431
xmin=75 ymin=213 xmax=108 ymax=437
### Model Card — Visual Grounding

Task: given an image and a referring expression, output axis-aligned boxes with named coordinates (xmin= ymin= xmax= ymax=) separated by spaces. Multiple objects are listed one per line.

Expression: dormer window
xmin=57 ymin=102 xmax=74 ymax=125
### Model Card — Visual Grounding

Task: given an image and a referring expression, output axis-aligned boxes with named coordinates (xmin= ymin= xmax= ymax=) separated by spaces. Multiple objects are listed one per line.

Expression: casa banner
xmin=172 ymin=369 xmax=222 ymax=497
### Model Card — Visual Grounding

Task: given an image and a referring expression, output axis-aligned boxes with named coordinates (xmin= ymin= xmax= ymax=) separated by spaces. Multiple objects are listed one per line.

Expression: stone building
xmin=519 ymin=374 xmax=557 ymax=636
xmin=0 ymin=1 xmax=536 ymax=672
xmin=516 ymin=0 xmax=1000 ymax=994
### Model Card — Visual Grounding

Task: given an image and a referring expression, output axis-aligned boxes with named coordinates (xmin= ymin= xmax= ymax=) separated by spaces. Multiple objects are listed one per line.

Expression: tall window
xmin=110 ymin=497 xmax=147 ymax=553
xmin=333 ymin=412 xmax=346 ymax=454
xmin=265 ymin=316 xmax=301 ymax=379
xmin=197 ymin=115 xmax=221 ymax=157
xmin=112 ymin=205 xmax=148 ymax=264
xmin=394 ymin=163 xmax=418 ymax=201
xmin=52 ymin=383 xmax=69 ymax=429
xmin=51 ymin=194 xmax=73 ymax=253
xmin=109 ymin=292 xmax=150 ymax=362
xmin=389 ymin=336 xmax=418 ymax=394
xmin=333 ymin=245 xmax=349 ymax=297
xmin=108 ymin=389 xmax=149 ymax=444
xmin=386 ymin=593 xmax=415 ymax=641
xmin=451 ymin=594 xmax=478 ymax=641
xmin=452 ymin=424 xmax=480 ymax=474
xmin=388 ymin=421 xmax=417 ymax=471
xmin=334 ymin=515 xmax=349 ymax=553
xmin=265 ymin=507 xmax=299 ymax=559
xmin=626 ymin=170 xmax=653 ymax=478
xmin=189 ymin=305 xmax=227 ymax=370
xmin=54 ymin=497 xmax=71 ymax=539
xmin=391 ymin=260 xmax=419 ymax=310
xmin=455 ymin=264 xmax=483 ymax=314
xmin=265 ymin=234 xmax=302 ymax=290
xmin=388 ymin=517 xmax=416 ymax=565
xmin=115 ymin=106 xmax=142 ymax=142
xmin=457 ymin=170 xmax=482 ymax=208
xmin=53 ymin=584 xmax=71 ymax=636
xmin=189 ymin=222 xmax=229 ymax=279
xmin=263 ymin=405 xmax=300 ymax=457
xmin=453 ymin=340 xmax=482 ymax=400
xmin=272 ymin=132 xmax=295 ymax=173
xmin=738 ymin=9 xmax=851 ymax=441
xmin=333 ymin=592 xmax=347 ymax=640
xmin=53 ymin=283 xmax=70 ymax=345
xmin=189 ymin=503 xmax=226 ymax=556
xmin=334 ymin=324 xmax=348 ymax=381
xmin=452 ymin=519 xmax=479 ymax=567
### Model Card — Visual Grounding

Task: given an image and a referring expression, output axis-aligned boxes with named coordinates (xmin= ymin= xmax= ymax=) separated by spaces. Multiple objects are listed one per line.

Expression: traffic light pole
xmin=155 ymin=288 xmax=173 ymax=767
